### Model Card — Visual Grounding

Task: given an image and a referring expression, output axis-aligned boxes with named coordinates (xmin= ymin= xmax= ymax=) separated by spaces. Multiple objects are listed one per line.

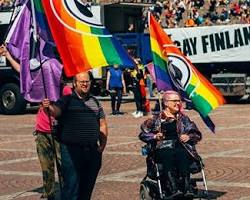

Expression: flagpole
xmin=148 ymin=14 xmax=164 ymax=198
xmin=148 ymin=11 xmax=163 ymax=115
xmin=30 ymin=0 xmax=63 ymax=198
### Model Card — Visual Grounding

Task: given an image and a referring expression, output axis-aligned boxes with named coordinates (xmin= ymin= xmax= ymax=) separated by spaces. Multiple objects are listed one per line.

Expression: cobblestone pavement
xmin=0 ymin=101 xmax=250 ymax=200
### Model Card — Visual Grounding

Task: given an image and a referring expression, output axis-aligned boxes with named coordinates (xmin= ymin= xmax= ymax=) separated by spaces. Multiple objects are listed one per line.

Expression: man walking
xmin=42 ymin=72 xmax=108 ymax=200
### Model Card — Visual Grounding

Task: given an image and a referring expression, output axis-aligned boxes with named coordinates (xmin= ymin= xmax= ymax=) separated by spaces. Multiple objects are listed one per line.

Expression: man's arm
xmin=98 ymin=118 xmax=108 ymax=153
xmin=121 ymin=72 xmax=127 ymax=94
xmin=106 ymin=70 xmax=110 ymax=91
xmin=42 ymin=99 xmax=62 ymax=118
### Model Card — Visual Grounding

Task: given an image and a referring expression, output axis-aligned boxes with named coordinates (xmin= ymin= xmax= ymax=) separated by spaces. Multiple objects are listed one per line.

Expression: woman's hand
xmin=154 ymin=132 xmax=165 ymax=141
xmin=0 ymin=45 xmax=10 ymax=58
xmin=180 ymin=134 xmax=190 ymax=143
xmin=42 ymin=99 xmax=51 ymax=108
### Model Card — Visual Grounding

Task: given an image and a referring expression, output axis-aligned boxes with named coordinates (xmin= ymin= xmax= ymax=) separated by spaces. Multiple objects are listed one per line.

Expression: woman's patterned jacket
xmin=139 ymin=111 xmax=202 ymax=160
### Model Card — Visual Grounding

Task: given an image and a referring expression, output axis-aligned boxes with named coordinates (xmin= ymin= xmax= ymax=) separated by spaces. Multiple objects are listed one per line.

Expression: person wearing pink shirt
xmin=35 ymin=85 xmax=72 ymax=200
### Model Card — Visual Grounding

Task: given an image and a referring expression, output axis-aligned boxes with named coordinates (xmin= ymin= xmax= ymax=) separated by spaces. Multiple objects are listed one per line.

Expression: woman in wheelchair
xmin=139 ymin=90 xmax=202 ymax=199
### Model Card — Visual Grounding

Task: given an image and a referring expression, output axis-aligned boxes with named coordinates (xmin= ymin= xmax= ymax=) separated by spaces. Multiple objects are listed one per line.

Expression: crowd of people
xmin=140 ymin=0 xmax=250 ymax=29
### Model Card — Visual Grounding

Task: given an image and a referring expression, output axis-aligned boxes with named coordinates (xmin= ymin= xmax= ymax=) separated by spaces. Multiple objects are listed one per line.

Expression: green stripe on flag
xmin=91 ymin=27 xmax=122 ymax=64
xmin=34 ymin=0 xmax=44 ymax=12
xmin=186 ymin=84 xmax=212 ymax=116
xmin=152 ymin=51 xmax=167 ymax=72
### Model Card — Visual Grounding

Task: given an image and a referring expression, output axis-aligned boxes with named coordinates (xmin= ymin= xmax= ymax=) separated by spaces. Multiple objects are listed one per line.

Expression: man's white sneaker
xmin=134 ymin=111 xmax=143 ymax=118
xmin=132 ymin=111 xmax=138 ymax=116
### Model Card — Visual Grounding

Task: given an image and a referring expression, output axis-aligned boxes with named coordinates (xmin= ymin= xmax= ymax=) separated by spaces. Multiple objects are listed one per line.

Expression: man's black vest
xmin=59 ymin=95 xmax=100 ymax=146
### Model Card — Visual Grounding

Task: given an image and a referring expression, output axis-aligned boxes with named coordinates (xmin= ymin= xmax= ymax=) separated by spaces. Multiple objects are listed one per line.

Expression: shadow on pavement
xmin=206 ymin=189 xmax=227 ymax=200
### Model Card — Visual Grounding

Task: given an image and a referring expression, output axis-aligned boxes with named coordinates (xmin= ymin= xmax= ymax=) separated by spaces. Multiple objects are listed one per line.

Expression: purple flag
xmin=14 ymin=0 xmax=27 ymax=6
xmin=5 ymin=1 xmax=62 ymax=102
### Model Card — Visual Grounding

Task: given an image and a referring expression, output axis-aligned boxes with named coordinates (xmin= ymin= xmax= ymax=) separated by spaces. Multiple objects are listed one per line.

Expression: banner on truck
xmin=165 ymin=25 xmax=250 ymax=63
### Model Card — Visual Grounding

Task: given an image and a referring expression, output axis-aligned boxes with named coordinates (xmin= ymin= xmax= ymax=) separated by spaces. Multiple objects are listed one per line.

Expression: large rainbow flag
xmin=149 ymin=13 xmax=225 ymax=118
xmin=42 ymin=0 xmax=134 ymax=77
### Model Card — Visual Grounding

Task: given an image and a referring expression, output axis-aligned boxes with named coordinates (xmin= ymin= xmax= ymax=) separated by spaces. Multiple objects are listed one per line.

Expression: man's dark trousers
xmin=61 ymin=143 xmax=102 ymax=200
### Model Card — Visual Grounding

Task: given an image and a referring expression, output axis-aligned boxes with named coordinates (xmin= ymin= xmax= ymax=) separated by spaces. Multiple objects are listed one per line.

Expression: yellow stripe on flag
xmin=76 ymin=22 xmax=108 ymax=67
xmin=150 ymin=37 xmax=163 ymax=58
xmin=189 ymin=74 xmax=220 ymax=109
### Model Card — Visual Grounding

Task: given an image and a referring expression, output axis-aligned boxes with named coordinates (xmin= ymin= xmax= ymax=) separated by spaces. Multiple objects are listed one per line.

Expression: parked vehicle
xmin=0 ymin=10 xmax=28 ymax=114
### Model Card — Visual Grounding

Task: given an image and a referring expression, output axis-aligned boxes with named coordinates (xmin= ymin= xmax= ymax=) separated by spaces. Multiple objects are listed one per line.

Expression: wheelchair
xmin=140 ymin=144 xmax=210 ymax=200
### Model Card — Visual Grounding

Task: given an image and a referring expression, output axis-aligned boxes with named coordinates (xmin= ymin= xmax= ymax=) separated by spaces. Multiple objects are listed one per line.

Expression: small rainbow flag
xmin=42 ymin=0 xmax=134 ymax=77
xmin=149 ymin=13 xmax=225 ymax=118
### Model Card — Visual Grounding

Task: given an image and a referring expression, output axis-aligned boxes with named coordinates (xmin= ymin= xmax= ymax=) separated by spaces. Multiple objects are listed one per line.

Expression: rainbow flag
xmin=149 ymin=14 xmax=173 ymax=91
xmin=33 ymin=0 xmax=53 ymax=43
xmin=42 ymin=0 xmax=134 ymax=77
xmin=149 ymin=13 xmax=225 ymax=118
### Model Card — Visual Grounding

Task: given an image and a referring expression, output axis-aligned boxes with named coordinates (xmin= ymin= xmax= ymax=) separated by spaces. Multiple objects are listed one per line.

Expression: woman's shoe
xmin=167 ymin=172 xmax=183 ymax=199
xmin=183 ymin=175 xmax=195 ymax=198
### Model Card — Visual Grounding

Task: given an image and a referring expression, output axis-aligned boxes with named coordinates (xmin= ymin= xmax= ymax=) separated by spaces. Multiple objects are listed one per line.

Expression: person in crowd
xmin=123 ymin=68 xmax=134 ymax=94
xmin=128 ymin=23 xmax=135 ymax=32
xmin=131 ymin=58 xmax=144 ymax=118
xmin=230 ymin=2 xmax=241 ymax=17
xmin=185 ymin=14 xmax=197 ymax=27
xmin=219 ymin=7 xmax=230 ymax=22
xmin=209 ymin=0 xmax=217 ymax=12
xmin=106 ymin=64 xmax=126 ymax=115
xmin=139 ymin=90 xmax=202 ymax=199
xmin=42 ymin=71 xmax=108 ymax=200
xmin=0 ymin=0 xmax=13 ymax=9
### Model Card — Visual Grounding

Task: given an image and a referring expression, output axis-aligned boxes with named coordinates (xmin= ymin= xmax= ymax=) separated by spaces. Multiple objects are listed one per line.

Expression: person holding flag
xmin=148 ymin=12 xmax=225 ymax=132
xmin=42 ymin=71 xmax=108 ymax=200
xmin=0 ymin=43 xmax=67 ymax=200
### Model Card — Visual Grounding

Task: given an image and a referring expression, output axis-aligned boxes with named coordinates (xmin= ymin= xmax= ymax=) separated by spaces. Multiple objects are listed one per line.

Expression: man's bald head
xmin=73 ymin=71 xmax=91 ymax=96
xmin=74 ymin=72 xmax=90 ymax=82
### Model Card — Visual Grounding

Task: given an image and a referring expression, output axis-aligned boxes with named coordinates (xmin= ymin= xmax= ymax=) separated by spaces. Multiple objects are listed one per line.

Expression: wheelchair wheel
xmin=140 ymin=183 xmax=153 ymax=200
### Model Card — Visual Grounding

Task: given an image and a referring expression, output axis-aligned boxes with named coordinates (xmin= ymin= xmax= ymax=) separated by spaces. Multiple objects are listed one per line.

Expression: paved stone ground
xmin=0 ymin=101 xmax=250 ymax=200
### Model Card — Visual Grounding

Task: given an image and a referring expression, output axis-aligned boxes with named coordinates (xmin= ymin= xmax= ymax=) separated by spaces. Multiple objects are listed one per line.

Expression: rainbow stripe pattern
xmin=33 ymin=0 xmax=53 ymax=43
xmin=149 ymin=13 xmax=225 ymax=117
xmin=42 ymin=0 xmax=134 ymax=77
xmin=149 ymin=13 xmax=173 ymax=91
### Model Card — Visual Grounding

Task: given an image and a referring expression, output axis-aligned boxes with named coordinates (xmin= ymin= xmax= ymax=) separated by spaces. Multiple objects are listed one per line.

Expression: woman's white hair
xmin=162 ymin=90 xmax=181 ymax=103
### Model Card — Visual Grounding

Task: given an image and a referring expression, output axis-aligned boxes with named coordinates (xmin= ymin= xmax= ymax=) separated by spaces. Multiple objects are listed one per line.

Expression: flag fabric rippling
xmin=149 ymin=13 xmax=225 ymax=130
xmin=5 ymin=1 xmax=62 ymax=102
xmin=42 ymin=0 xmax=134 ymax=77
